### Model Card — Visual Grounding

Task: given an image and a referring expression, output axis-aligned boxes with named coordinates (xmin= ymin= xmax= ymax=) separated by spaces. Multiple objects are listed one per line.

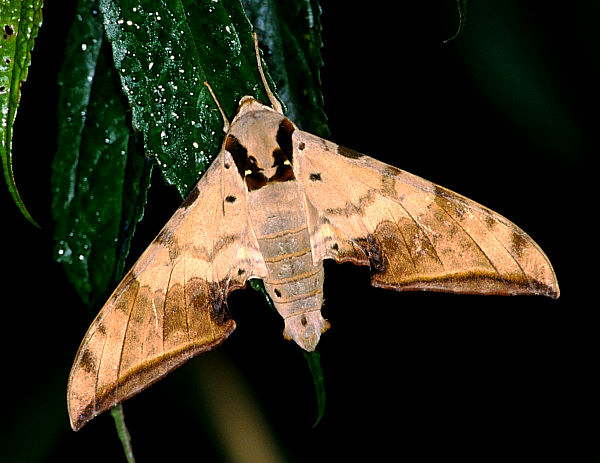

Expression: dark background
xmin=1 ymin=1 xmax=594 ymax=462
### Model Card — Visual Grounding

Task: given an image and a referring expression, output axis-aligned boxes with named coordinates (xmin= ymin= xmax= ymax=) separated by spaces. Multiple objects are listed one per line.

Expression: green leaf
xmin=52 ymin=0 xmax=152 ymax=307
xmin=99 ymin=0 xmax=276 ymax=198
xmin=242 ymin=0 xmax=329 ymax=136
xmin=0 ymin=0 xmax=43 ymax=227
xmin=302 ymin=349 xmax=326 ymax=427
xmin=444 ymin=0 xmax=469 ymax=43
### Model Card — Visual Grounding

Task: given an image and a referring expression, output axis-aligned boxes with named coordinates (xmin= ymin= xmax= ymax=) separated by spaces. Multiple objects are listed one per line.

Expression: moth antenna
xmin=203 ymin=81 xmax=230 ymax=133
xmin=253 ymin=32 xmax=284 ymax=114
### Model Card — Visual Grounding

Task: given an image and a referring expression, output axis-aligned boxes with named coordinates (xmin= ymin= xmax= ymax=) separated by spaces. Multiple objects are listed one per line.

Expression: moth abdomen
xmin=261 ymin=240 xmax=327 ymax=352
xmin=248 ymin=180 xmax=329 ymax=351
xmin=265 ymin=266 xmax=324 ymax=305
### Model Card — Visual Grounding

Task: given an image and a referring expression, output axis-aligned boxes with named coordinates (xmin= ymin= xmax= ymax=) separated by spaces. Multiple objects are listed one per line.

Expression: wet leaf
xmin=99 ymin=0 xmax=275 ymax=198
xmin=52 ymin=0 xmax=151 ymax=306
xmin=0 ymin=0 xmax=44 ymax=227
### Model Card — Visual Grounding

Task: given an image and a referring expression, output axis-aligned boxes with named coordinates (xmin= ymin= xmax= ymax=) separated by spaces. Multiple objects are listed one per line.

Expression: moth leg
xmin=253 ymin=32 xmax=284 ymax=114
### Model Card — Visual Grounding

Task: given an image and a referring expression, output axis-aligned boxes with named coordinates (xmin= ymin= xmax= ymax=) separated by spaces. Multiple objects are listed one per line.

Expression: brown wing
xmin=293 ymin=130 xmax=559 ymax=298
xmin=67 ymin=150 xmax=267 ymax=431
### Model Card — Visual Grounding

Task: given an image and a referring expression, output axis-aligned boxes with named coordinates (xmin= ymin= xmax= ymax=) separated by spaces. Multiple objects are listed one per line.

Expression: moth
xmin=67 ymin=35 xmax=559 ymax=431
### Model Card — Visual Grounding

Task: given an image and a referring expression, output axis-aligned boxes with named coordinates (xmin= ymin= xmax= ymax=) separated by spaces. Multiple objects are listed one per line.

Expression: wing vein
xmin=115 ymin=282 xmax=140 ymax=400
xmin=161 ymin=264 xmax=176 ymax=353
xmin=183 ymin=252 xmax=191 ymax=342
xmin=474 ymin=211 xmax=531 ymax=284
xmin=437 ymin=202 xmax=504 ymax=280
xmin=93 ymin=326 xmax=108 ymax=414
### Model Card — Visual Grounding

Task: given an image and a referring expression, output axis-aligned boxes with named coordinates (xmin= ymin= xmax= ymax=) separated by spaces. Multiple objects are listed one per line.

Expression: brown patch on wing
xmin=185 ymin=277 xmax=232 ymax=327
xmin=79 ymin=349 xmax=97 ymax=374
xmin=324 ymin=190 xmax=376 ymax=217
xmin=433 ymin=185 xmax=466 ymax=221
xmin=156 ymin=229 xmax=180 ymax=261
xmin=511 ymin=232 xmax=528 ymax=258
xmin=356 ymin=233 xmax=385 ymax=274
xmin=189 ymin=234 xmax=239 ymax=262
xmin=337 ymin=145 xmax=363 ymax=159
xmin=381 ymin=175 xmax=396 ymax=196
xmin=179 ymin=186 xmax=200 ymax=210
xmin=485 ymin=215 xmax=497 ymax=230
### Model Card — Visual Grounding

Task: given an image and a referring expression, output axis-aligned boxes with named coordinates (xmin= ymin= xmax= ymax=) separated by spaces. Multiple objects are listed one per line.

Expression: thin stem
xmin=110 ymin=404 xmax=136 ymax=463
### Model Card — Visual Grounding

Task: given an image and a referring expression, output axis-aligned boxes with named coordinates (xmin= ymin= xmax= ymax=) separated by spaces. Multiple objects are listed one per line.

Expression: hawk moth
xmin=67 ymin=36 xmax=559 ymax=431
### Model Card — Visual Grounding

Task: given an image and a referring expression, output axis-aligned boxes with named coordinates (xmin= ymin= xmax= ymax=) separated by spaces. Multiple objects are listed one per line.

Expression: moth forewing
xmin=292 ymin=129 xmax=559 ymax=298
xmin=67 ymin=148 xmax=263 ymax=431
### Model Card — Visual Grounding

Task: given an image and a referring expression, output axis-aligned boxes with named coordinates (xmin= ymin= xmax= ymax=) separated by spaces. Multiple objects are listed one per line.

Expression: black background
xmin=1 ymin=1 xmax=594 ymax=462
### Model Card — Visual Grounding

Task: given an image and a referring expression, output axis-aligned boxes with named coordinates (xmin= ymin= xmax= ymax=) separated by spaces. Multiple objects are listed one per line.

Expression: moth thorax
xmin=226 ymin=110 xmax=295 ymax=190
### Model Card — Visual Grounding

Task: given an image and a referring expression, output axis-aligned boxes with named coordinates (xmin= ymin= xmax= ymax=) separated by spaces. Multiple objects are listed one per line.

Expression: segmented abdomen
xmin=248 ymin=181 xmax=328 ymax=351
xmin=257 ymin=225 xmax=324 ymax=318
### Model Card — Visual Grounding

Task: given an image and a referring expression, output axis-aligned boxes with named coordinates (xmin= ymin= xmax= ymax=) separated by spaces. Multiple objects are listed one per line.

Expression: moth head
xmin=225 ymin=110 xmax=296 ymax=191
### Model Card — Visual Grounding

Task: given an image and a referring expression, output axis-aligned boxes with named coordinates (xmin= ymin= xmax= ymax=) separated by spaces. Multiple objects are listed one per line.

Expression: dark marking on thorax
xmin=226 ymin=117 xmax=297 ymax=191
